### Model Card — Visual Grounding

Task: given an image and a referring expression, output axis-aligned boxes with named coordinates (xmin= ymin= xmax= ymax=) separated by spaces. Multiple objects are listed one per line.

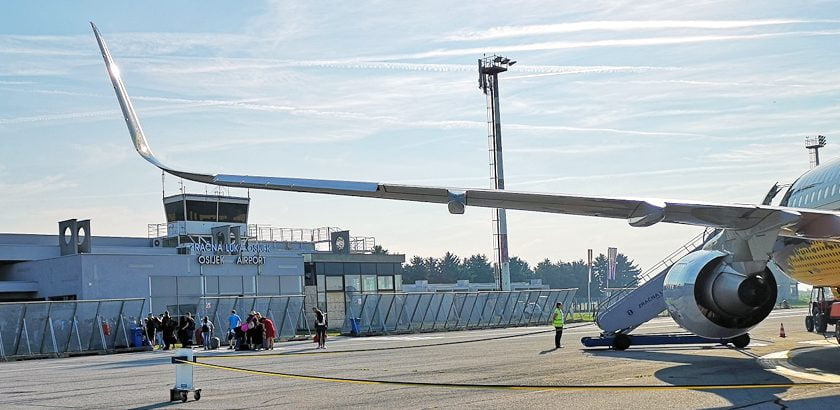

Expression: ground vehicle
xmin=805 ymin=287 xmax=837 ymax=334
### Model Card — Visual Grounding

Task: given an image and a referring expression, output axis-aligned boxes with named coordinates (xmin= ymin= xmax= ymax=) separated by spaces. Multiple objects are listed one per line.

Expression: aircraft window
xmin=817 ymin=190 xmax=822 ymax=201
xmin=834 ymin=184 xmax=837 ymax=197
xmin=811 ymin=192 xmax=816 ymax=203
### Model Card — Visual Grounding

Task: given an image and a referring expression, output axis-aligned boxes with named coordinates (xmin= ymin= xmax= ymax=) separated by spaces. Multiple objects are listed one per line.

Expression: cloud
xmin=375 ymin=30 xmax=840 ymax=60
xmin=508 ymin=162 xmax=789 ymax=188
xmin=444 ymin=19 xmax=838 ymax=41
xmin=0 ymin=175 xmax=77 ymax=198
xmin=507 ymin=144 xmax=645 ymax=155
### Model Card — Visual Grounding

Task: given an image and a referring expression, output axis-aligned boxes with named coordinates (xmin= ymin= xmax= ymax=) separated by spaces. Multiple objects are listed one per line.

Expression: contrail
xmin=445 ymin=19 xmax=840 ymax=41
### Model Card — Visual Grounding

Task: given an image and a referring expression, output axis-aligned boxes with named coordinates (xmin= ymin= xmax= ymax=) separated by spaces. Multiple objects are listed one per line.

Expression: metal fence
xmin=197 ymin=295 xmax=309 ymax=342
xmin=0 ymin=298 xmax=147 ymax=361
xmin=342 ymin=289 xmax=577 ymax=336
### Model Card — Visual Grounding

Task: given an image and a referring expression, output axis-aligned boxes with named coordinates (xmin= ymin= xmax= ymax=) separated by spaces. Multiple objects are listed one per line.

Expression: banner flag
xmin=587 ymin=249 xmax=593 ymax=284
xmin=608 ymin=247 xmax=618 ymax=280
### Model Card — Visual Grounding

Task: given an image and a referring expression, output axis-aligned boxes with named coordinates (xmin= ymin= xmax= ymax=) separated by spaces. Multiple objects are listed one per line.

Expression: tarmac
xmin=1 ymin=307 xmax=839 ymax=409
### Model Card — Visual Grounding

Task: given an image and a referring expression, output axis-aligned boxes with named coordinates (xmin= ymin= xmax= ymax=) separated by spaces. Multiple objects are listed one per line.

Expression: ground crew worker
xmin=550 ymin=302 xmax=564 ymax=348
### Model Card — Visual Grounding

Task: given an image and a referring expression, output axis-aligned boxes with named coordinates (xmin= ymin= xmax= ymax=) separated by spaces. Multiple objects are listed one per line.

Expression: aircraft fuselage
xmin=774 ymin=157 xmax=840 ymax=288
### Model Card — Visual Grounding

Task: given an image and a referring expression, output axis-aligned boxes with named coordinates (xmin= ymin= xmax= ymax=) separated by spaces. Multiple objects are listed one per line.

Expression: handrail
xmin=596 ymin=228 xmax=718 ymax=321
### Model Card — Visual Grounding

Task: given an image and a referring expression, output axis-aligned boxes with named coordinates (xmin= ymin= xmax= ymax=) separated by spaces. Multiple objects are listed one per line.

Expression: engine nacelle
xmin=663 ymin=250 xmax=777 ymax=339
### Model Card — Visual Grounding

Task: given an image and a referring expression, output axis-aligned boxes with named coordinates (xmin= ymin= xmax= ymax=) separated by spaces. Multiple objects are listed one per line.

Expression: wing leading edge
xmin=90 ymin=22 xmax=840 ymax=241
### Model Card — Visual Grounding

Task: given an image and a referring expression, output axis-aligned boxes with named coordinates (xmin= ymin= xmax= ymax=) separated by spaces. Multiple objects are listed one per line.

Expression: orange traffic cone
xmin=779 ymin=323 xmax=786 ymax=338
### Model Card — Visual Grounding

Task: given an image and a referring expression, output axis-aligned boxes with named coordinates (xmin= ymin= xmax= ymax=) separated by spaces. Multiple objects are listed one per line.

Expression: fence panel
xmin=0 ymin=299 xmax=148 ymax=361
xmin=198 ymin=295 xmax=307 ymax=342
xmin=341 ymin=289 xmax=577 ymax=336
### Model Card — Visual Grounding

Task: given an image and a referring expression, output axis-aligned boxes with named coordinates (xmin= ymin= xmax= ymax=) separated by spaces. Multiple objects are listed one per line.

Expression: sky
xmin=2 ymin=1 xmax=840 ymax=271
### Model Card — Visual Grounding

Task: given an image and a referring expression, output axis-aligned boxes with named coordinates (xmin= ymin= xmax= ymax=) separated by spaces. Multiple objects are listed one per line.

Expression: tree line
xmin=397 ymin=251 xmax=642 ymax=296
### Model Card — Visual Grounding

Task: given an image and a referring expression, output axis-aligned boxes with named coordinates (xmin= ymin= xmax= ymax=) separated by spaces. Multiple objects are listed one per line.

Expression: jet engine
xmin=663 ymin=250 xmax=777 ymax=339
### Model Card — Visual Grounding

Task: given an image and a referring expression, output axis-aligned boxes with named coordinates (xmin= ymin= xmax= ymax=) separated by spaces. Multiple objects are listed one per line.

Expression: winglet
xmin=91 ymin=22 xmax=168 ymax=171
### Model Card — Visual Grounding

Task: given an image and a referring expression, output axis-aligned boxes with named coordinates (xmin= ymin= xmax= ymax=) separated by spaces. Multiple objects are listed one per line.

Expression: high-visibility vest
xmin=553 ymin=308 xmax=564 ymax=327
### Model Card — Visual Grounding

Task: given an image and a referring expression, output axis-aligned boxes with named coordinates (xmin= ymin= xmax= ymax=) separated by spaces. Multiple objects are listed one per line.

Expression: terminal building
xmin=0 ymin=193 xmax=404 ymax=326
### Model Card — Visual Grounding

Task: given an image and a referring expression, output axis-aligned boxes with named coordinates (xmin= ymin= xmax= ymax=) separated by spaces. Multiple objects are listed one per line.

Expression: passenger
xmin=179 ymin=313 xmax=195 ymax=347
xmin=550 ymin=302 xmax=564 ymax=348
xmin=312 ymin=307 xmax=327 ymax=349
xmin=200 ymin=316 xmax=214 ymax=350
xmin=260 ymin=316 xmax=276 ymax=350
xmin=144 ymin=313 xmax=160 ymax=348
xmin=249 ymin=314 xmax=264 ymax=350
xmin=240 ymin=317 xmax=252 ymax=350
xmin=161 ymin=311 xmax=177 ymax=350
xmin=233 ymin=324 xmax=246 ymax=350
xmin=227 ymin=310 xmax=241 ymax=350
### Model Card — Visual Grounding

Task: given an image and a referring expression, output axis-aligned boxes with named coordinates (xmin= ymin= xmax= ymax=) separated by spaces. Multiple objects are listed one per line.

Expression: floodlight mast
xmin=805 ymin=135 xmax=827 ymax=168
xmin=479 ymin=55 xmax=516 ymax=291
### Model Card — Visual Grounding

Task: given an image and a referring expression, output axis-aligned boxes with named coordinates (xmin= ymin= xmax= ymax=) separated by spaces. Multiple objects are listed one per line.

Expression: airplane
xmin=91 ymin=22 xmax=840 ymax=346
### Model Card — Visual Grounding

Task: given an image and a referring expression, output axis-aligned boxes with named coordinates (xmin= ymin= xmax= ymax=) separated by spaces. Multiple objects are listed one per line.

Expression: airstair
xmin=594 ymin=228 xmax=719 ymax=335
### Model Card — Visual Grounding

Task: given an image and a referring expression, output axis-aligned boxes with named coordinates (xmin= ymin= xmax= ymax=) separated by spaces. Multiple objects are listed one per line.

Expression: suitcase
xmin=210 ymin=337 xmax=221 ymax=350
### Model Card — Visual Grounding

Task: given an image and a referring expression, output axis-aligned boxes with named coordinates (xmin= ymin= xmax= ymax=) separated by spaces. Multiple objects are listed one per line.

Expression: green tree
xmin=509 ymin=256 xmax=533 ymax=282
xmin=402 ymin=256 xmax=427 ymax=284
xmin=372 ymin=245 xmax=389 ymax=254
xmin=462 ymin=254 xmax=494 ymax=283
xmin=439 ymin=252 xmax=462 ymax=283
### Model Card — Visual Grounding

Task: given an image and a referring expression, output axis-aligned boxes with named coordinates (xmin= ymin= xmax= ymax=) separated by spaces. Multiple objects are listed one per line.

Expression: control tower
xmin=159 ymin=193 xmax=250 ymax=248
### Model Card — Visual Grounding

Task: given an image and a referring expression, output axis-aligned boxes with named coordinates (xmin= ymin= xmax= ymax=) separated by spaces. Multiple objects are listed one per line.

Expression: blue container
xmin=350 ymin=318 xmax=362 ymax=336
xmin=131 ymin=327 xmax=145 ymax=348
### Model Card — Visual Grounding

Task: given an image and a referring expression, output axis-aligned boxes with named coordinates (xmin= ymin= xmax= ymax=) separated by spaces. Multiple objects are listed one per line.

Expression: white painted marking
xmin=760 ymin=349 xmax=840 ymax=383
xmin=353 ymin=336 xmax=444 ymax=342
xmin=761 ymin=350 xmax=789 ymax=360
xmin=798 ymin=340 xmax=836 ymax=346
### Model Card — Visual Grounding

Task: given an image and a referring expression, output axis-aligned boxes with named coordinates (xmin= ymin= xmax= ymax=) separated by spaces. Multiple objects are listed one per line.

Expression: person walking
xmin=200 ymin=316 xmax=214 ymax=350
xmin=227 ymin=310 xmax=241 ymax=350
xmin=550 ymin=302 xmax=565 ymax=348
xmin=312 ymin=307 xmax=327 ymax=349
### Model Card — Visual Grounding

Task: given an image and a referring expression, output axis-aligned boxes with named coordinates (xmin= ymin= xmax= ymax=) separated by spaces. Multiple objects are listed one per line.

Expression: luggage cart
xmin=170 ymin=349 xmax=202 ymax=402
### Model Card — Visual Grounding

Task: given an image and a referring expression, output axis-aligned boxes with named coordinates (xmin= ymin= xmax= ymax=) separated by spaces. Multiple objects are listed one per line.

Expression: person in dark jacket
xmin=144 ymin=313 xmax=160 ymax=348
xmin=179 ymin=313 xmax=195 ymax=347
xmin=312 ymin=307 xmax=327 ymax=349
xmin=161 ymin=311 xmax=177 ymax=350
xmin=248 ymin=315 xmax=264 ymax=350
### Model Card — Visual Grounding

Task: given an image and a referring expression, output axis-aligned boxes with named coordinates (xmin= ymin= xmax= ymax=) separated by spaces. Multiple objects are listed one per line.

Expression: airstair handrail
xmin=595 ymin=228 xmax=719 ymax=323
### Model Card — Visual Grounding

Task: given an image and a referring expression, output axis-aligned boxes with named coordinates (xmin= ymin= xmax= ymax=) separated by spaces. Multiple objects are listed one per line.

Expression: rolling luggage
xmin=210 ymin=337 xmax=221 ymax=350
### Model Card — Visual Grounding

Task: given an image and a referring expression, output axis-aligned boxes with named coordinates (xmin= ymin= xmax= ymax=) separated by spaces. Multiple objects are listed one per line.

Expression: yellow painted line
xmin=179 ymin=360 xmax=839 ymax=391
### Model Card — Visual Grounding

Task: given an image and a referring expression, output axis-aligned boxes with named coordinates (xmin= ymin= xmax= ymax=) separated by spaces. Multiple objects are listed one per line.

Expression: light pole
xmin=478 ymin=54 xmax=516 ymax=291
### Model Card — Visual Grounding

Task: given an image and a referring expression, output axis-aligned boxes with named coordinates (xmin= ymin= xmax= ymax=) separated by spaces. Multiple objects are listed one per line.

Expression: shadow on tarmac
xmin=586 ymin=348 xmax=792 ymax=408
xmin=789 ymin=345 xmax=840 ymax=375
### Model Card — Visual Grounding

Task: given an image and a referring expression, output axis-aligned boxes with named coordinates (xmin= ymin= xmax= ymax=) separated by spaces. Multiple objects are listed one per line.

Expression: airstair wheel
xmin=611 ymin=334 xmax=631 ymax=350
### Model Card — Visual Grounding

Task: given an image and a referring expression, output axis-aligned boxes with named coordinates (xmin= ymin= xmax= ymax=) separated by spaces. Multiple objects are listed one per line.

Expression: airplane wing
xmin=90 ymin=22 xmax=840 ymax=241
